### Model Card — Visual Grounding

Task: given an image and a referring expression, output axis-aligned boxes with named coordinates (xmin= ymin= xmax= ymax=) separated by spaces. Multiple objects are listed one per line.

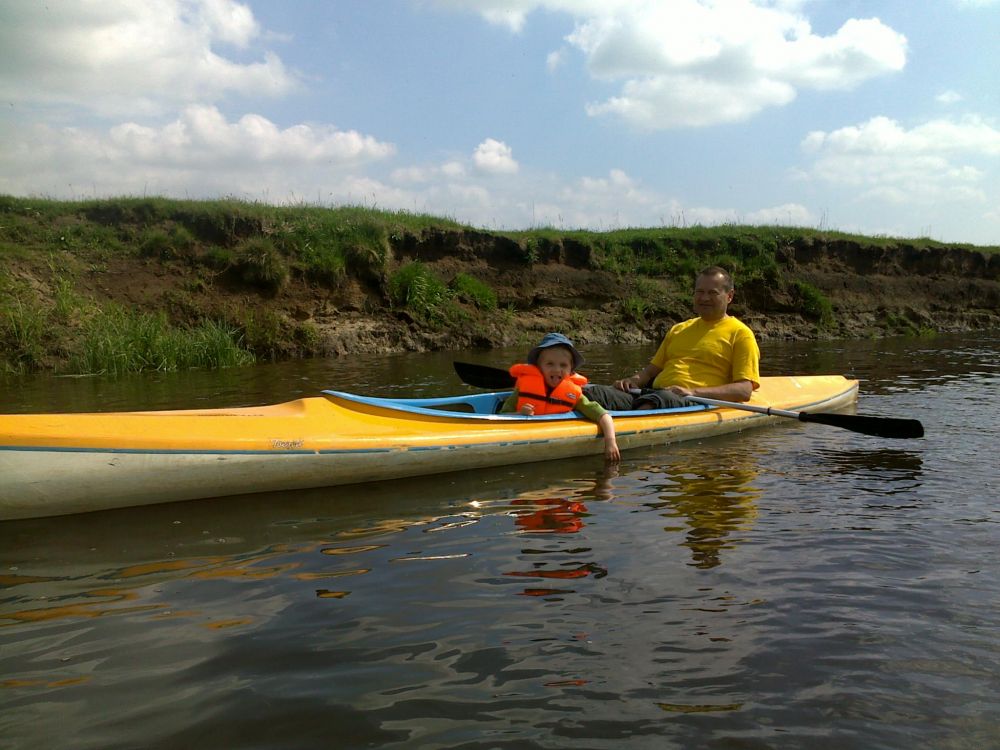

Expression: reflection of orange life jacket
xmin=509 ymin=364 xmax=587 ymax=415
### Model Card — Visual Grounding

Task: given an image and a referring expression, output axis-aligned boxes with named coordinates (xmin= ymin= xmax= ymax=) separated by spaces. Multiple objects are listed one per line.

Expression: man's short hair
xmin=698 ymin=266 xmax=733 ymax=291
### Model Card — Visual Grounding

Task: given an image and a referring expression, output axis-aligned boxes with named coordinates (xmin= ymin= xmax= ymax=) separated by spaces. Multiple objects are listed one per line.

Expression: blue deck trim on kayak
xmin=321 ymin=389 xmax=711 ymax=419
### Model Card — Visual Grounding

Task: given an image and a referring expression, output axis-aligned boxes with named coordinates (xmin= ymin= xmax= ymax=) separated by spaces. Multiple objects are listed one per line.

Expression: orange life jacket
xmin=509 ymin=364 xmax=588 ymax=415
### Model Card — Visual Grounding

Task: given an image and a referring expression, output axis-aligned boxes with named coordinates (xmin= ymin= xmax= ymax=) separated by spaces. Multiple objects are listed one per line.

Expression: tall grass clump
xmin=277 ymin=213 xmax=392 ymax=286
xmin=449 ymin=272 xmax=497 ymax=310
xmin=342 ymin=222 xmax=391 ymax=281
xmin=388 ymin=262 xmax=451 ymax=323
xmin=0 ymin=294 xmax=49 ymax=373
xmin=239 ymin=308 xmax=287 ymax=362
xmin=139 ymin=225 xmax=195 ymax=259
xmin=794 ymin=281 xmax=834 ymax=327
xmin=71 ymin=305 xmax=254 ymax=375
xmin=620 ymin=277 xmax=667 ymax=325
xmin=276 ymin=218 xmax=346 ymax=285
xmin=234 ymin=237 xmax=289 ymax=291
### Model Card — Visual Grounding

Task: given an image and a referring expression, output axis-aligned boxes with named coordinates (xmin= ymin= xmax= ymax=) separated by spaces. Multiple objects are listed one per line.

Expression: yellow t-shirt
xmin=650 ymin=316 xmax=760 ymax=390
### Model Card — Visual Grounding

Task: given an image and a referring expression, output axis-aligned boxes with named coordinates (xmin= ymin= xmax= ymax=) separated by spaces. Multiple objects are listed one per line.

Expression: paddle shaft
xmin=686 ymin=395 xmax=800 ymax=418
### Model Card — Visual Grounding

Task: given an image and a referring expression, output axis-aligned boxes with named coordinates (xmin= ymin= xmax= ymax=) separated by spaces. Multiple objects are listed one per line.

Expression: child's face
xmin=535 ymin=347 xmax=575 ymax=388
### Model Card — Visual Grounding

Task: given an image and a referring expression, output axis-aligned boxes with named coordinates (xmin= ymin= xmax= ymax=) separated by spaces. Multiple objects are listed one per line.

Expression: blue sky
xmin=1 ymin=0 xmax=999 ymax=244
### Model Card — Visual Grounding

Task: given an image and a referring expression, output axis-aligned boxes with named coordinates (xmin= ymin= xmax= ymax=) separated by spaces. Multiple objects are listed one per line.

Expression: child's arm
xmin=576 ymin=394 xmax=620 ymax=462
xmin=498 ymin=390 xmax=520 ymax=413
xmin=597 ymin=413 xmax=621 ymax=462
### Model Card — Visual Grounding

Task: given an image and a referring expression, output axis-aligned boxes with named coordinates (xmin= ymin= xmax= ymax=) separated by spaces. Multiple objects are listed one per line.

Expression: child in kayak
xmin=500 ymin=332 xmax=621 ymax=462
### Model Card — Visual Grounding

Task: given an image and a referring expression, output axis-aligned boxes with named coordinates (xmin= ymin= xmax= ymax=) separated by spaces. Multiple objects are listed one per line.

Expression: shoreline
xmin=2 ymin=195 xmax=998 ymax=376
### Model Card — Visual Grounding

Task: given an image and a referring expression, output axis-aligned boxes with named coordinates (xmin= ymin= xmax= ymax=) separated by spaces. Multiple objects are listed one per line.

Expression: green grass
xmin=71 ymin=305 xmax=254 ymax=375
xmin=0 ymin=294 xmax=48 ymax=373
xmin=0 ymin=265 xmax=255 ymax=375
xmin=388 ymin=262 xmax=453 ymax=323
xmin=794 ymin=281 xmax=834 ymax=327
xmin=234 ymin=237 xmax=289 ymax=291
xmin=449 ymin=272 xmax=497 ymax=310
xmin=620 ymin=277 xmax=667 ymax=325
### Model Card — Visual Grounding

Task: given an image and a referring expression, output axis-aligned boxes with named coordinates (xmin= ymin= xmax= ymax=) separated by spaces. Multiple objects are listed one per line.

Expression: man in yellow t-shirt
xmin=585 ymin=266 xmax=760 ymax=410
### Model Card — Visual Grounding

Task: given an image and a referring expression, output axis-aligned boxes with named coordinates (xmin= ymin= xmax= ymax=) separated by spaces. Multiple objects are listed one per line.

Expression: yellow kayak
xmin=0 ymin=375 xmax=858 ymax=520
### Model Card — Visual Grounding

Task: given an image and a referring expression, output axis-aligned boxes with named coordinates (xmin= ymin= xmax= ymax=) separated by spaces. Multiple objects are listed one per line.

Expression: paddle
xmin=685 ymin=396 xmax=924 ymax=440
xmin=453 ymin=361 xmax=924 ymax=440
xmin=453 ymin=360 xmax=516 ymax=389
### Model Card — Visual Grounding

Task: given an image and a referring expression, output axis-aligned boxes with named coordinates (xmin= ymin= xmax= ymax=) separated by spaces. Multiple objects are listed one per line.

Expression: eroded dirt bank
xmin=266 ymin=229 xmax=1000 ymax=355
xmin=4 ymin=203 xmax=1000 ymax=369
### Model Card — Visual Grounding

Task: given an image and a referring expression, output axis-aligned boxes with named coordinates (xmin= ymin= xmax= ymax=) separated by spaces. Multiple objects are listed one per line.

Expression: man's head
xmin=693 ymin=266 xmax=735 ymax=322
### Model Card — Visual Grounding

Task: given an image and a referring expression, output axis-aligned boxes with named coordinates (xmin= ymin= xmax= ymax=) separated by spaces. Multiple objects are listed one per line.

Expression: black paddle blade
xmin=454 ymin=361 xmax=516 ymax=389
xmin=799 ymin=411 xmax=924 ymax=439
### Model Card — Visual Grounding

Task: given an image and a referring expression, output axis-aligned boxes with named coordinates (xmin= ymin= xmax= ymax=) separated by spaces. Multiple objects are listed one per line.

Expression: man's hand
xmin=613 ymin=375 xmax=642 ymax=392
xmin=663 ymin=385 xmax=694 ymax=398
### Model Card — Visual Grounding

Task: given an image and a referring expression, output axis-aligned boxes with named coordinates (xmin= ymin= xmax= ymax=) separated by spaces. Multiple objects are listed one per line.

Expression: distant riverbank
xmin=2 ymin=195 xmax=998 ymax=376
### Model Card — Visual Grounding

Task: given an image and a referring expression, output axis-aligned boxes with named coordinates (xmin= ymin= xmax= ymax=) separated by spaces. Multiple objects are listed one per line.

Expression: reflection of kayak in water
xmin=0 ymin=375 xmax=858 ymax=521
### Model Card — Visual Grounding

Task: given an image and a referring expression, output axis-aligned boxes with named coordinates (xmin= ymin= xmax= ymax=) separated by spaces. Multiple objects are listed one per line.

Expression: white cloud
xmin=0 ymin=108 xmax=395 ymax=199
xmin=390 ymin=166 xmax=436 ymax=184
xmin=745 ymin=203 xmax=813 ymax=226
xmin=473 ymin=138 xmax=520 ymax=174
xmin=441 ymin=0 xmax=907 ymax=129
xmin=547 ymin=48 xmax=567 ymax=72
xmin=803 ymin=116 xmax=1000 ymax=158
xmin=390 ymin=160 xmax=467 ymax=184
xmin=0 ymin=0 xmax=299 ymax=117
xmin=586 ymin=72 xmax=796 ymax=129
xmin=429 ymin=0 xmax=549 ymax=33
xmin=936 ymin=90 xmax=963 ymax=105
xmin=800 ymin=115 xmax=1000 ymax=205
xmin=441 ymin=161 xmax=467 ymax=178
xmin=198 ymin=0 xmax=261 ymax=47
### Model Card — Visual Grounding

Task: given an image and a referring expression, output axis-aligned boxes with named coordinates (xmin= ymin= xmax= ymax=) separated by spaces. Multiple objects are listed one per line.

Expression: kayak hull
xmin=0 ymin=375 xmax=858 ymax=520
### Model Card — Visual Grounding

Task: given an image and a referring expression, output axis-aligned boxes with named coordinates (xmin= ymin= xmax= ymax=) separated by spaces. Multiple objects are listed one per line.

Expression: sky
xmin=1 ymin=0 xmax=999 ymax=245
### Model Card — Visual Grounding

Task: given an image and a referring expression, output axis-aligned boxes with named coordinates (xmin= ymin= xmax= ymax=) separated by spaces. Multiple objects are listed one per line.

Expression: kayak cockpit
xmin=321 ymin=390 xmax=712 ymax=420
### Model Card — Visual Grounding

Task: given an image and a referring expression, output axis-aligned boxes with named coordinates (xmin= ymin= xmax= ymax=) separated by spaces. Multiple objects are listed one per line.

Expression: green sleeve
xmin=501 ymin=390 xmax=605 ymax=421
xmin=573 ymin=392 xmax=608 ymax=423
xmin=499 ymin=390 xmax=519 ymax=413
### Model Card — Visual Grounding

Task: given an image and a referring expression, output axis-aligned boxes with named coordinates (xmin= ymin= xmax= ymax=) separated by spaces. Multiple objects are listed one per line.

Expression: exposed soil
xmin=254 ymin=229 xmax=1000 ymax=354
xmin=6 ymin=223 xmax=1000 ymax=368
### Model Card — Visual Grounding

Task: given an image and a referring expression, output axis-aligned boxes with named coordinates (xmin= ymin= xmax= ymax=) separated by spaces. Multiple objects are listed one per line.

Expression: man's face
xmin=536 ymin=347 xmax=574 ymax=389
xmin=693 ymin=273 xmax=734 ymax=321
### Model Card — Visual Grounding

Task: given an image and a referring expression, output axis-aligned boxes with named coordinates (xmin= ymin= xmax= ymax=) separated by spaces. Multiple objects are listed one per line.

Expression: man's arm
xmin=669 ymin=379 xmax=754 ymax=403
xmin=614 ymin=363 xmax=662 ymax=392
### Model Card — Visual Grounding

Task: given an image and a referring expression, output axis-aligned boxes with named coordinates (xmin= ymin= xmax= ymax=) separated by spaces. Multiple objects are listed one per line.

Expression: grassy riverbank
xmin=2 ymin=195 xmax=998 ymax=377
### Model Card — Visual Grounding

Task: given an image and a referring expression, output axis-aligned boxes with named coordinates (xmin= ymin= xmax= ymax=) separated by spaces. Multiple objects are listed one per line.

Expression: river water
xmin=2 ymin=332 xmax=998 ymax=749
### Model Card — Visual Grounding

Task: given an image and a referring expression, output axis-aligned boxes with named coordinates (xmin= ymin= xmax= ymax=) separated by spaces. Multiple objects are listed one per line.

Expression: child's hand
xmin=604 ymin=438 xmax=621 ymax=463
xmin=519 ymin=403 xmax=535 ymax=415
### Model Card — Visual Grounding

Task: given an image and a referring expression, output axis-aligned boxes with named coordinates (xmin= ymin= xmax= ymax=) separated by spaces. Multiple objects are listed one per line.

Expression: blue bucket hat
xmin=527 ymin=332 xmax=584 ymax=370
